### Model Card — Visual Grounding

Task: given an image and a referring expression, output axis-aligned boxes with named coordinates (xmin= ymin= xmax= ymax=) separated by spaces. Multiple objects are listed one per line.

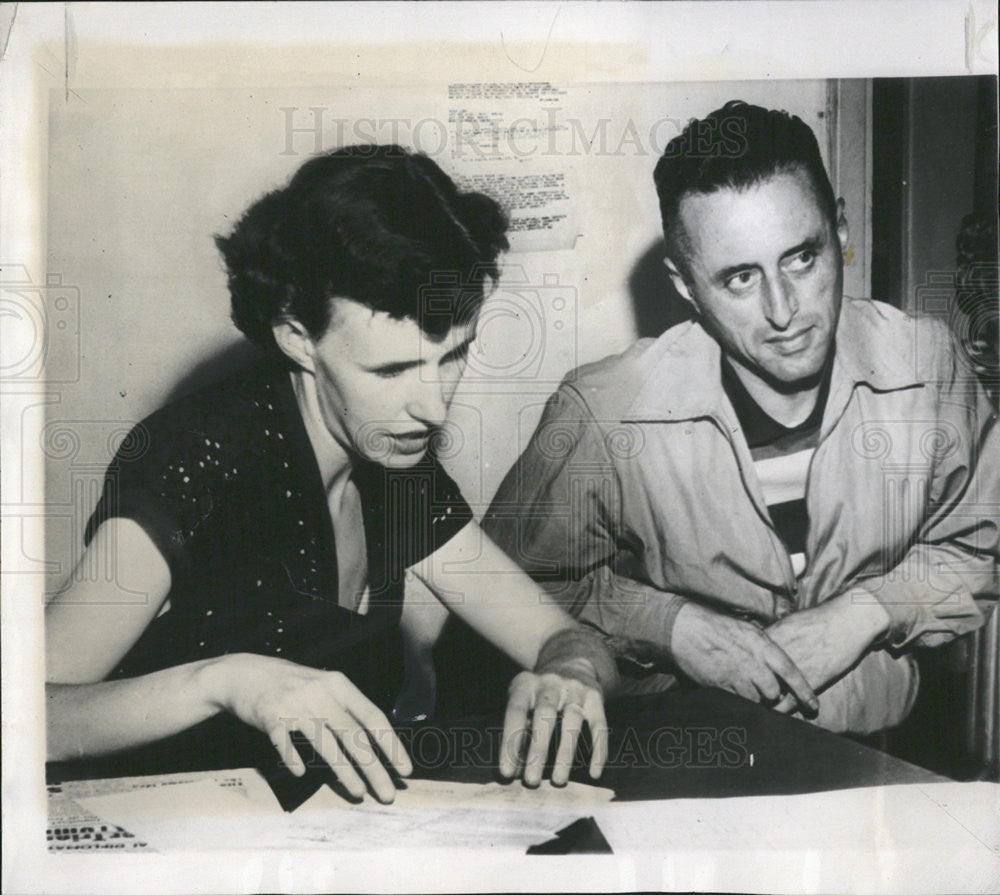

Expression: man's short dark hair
xmin=215 ymin=145 xmax=509 ymax=355
xmin=653 ymin=101 xmax=837 ymax=272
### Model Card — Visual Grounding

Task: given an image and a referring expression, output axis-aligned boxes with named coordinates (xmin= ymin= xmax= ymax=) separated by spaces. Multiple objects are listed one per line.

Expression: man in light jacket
xmin=483 ymin=101 xmax=998 ymax=733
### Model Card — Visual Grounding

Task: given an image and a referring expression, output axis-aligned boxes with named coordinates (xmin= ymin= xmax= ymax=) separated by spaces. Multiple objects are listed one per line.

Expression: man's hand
xmin=767 ymin=589 xmax=891 ymax=712
xmin=500 ymin=660 xmax=609 ymax=787
xmin=670 ymin=601 xmax=819 ymax=712
xmin=203 ymin=653 xmax=413 ymax=803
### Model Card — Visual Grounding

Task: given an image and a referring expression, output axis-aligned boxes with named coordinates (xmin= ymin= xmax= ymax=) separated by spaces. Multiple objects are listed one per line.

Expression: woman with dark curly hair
xmin=45 ymin=146 xmax=617 ymax=801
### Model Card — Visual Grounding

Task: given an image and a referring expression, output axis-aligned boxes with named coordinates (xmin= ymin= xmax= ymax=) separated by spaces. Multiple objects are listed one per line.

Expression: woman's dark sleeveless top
xmin=50 ymin=360 xmax=471 ymax=780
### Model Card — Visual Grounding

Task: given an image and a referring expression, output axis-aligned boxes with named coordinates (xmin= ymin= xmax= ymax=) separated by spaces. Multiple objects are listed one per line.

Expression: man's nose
xmin=763 ymin=277 xmax=798 ymax=329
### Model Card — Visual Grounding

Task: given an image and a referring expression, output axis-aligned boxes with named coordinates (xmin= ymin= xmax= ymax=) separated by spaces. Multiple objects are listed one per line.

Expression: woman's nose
xmin=407 ymin=378 xmax=450 ymax=426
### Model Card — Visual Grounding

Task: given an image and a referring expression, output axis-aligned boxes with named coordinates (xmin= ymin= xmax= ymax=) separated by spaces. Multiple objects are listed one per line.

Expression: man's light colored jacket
xmin=484 ymin=298 xmax=998 ymax=729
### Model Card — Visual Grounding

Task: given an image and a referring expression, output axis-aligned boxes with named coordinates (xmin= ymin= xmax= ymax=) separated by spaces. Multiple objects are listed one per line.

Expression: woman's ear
xmin=272 ymin=318 xmax=316 ymax=373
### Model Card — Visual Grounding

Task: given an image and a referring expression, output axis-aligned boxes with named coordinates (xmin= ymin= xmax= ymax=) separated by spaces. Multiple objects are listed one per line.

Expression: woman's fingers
xmin=249 ymin=665 xmax=408 ymax=801
xmin=500 ymin=672 xmax=535 ymax=778
xmin=523 ymin=688 xmax=561 ymax=786
xmin=310 ymin=720 xmax=369 ymax=799
xmin=551 ymin=702 xmax=584 ymax=786
xmin=502 ymin=672 xmax=607 ymax=786
xmin=267 ymin=723 xmax=306 ymax=777
xmin=254 ymin=660 xmax=616 ymax=795
xmin=582 ymin=688 xmax=609 ymax=779
xmin=336 ymin=677 xmax=414 ymax=779
xmin=318 ymin=710 xmax=397 ymax=802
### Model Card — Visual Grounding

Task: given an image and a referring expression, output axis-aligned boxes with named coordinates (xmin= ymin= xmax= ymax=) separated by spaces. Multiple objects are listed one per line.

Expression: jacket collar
xmin=624 ymin=299 xmax=923 ymax=423
xmin=624 ymin=322 xmax=726 ymax=422
xmin=831 ymin=298 xmax=924 ymax=392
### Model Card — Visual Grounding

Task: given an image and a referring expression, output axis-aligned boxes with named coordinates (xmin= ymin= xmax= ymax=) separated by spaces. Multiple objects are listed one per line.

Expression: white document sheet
xmin=47 ymin=768 xmax=282 ymax=852
xmin=284 ymin=777 xmax=614 ymax=851
xmin=73 ymin=779 xmax=292 ymax=852
xmin=300 ymin=777 xmax=616 ymax=810
xmin=64 ymin=771 xmax=614 ymax=853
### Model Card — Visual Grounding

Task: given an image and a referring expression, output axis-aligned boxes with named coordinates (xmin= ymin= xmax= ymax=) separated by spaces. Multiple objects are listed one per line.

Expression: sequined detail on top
xmin=84 ymin=359 xmax=473 ymax=700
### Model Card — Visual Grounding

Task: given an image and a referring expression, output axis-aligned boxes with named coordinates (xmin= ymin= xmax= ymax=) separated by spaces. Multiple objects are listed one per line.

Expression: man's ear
xmin=663 ymin=256 xmax=696 ymax=308
xmin=835 ymin=197 xmax=849 ymax=257
xmin=272 ymin=317 xmax=316 ymax=373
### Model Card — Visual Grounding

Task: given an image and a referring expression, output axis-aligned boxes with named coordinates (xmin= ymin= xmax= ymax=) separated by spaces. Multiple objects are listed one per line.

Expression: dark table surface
xmin=401 ymin=687 xmax=944 ymax=802
xmin=48 ymin=687 xmax=945 ymax=810
xmin=596 ymin=687 xmax=943 ymax=799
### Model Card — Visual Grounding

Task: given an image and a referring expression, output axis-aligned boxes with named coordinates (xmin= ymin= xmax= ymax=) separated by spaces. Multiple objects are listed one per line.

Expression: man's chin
xmin=773 ymin=365 xmax=826 ymax=395
xmin=757 ymin=343 xmax=834 ymax=394
xmin=759 ymin=363 xmax=827 ymax=395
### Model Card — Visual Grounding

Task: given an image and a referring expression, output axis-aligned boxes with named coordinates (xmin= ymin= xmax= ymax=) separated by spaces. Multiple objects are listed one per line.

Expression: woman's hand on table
xmin=499 ymin=657 xmax=609 ymax=788
xmin=202 ymin=653 xmax=412 ymax=803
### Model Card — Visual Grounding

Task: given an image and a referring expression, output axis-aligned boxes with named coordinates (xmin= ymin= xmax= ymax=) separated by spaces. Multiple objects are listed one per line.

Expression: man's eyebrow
xmin=713 ymin=233 xmax=827 ymax=283
xmin=780 ymin=233 xmax=825 ymax=259
xmin=714 ymin=261 xmax=757 ymax=284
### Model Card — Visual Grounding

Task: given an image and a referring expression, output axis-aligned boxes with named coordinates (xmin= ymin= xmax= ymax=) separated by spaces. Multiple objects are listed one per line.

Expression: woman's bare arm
xmin=411 ymin=520 xmax=615 ymax=783
xmin=409 ymin=521 xmax=582 ymax=669
xmin=45 ymin=519 xmax=411 ymax=800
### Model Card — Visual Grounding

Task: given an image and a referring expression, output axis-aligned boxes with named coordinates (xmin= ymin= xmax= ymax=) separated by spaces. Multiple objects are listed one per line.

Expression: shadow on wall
xmin=628 ymin=238 xmax=696 ymax=339
xmin=162 ymin=339 xmax=266 ymax=405
xmin=160 ymin=249 xmax=694 ymax=394
xmin=166 ymin=237 xmax=697 ymax=407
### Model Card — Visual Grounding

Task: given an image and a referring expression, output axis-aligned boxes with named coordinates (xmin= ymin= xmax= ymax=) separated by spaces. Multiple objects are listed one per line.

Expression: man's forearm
xmin=834 ymin=586 xmax=893 ymax=645
xmin=813 ymin=651 xmax=919 ymax=734
xmin=766 ymin=589 xmax=893 ymax=699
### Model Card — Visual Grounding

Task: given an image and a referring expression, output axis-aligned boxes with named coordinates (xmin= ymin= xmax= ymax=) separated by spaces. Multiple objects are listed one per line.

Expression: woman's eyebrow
xmin=361 ymin=334 xmax=475 ymax=374
xmin=441 ymin=336 xmax=475 ymax=364
xmin=363 ymin=358 xmax=422 ymax=374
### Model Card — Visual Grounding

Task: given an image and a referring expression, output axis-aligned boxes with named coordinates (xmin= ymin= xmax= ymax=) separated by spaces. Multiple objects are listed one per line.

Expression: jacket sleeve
xmin=868 ymin=326 xmax=999 ymax=649
xmin=481 ymin=384 xmax=687 ymax=667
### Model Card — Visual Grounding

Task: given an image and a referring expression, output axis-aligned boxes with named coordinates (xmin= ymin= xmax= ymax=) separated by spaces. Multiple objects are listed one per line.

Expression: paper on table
xmin=47 ymin=790 xmax=152 ymax=853
xmin=592 ymin=782 xmax=1000 ymax=893
xmin=49 ymin=768 xmax=281 ymax=809
xmin=47 ymin=768 xmax=281 ymax=852
xmin=298 ymin=777 xmax=615 ymax=812
xmin=284 ymin=777 xmax=615 ymax=851
xmin=64 ymin=773 xmax=615 ymax=853
xmin=74 ymin=779 xmax=291 ymax=852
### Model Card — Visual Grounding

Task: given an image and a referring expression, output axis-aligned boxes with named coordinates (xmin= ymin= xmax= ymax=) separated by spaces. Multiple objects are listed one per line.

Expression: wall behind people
xmin=44 ymin=79 xmax=839 ymax=592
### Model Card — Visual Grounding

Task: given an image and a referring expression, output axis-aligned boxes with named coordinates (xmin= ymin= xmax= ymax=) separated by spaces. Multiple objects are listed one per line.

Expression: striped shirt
xmin=721 ymin=360 xmax=832 ymax=577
